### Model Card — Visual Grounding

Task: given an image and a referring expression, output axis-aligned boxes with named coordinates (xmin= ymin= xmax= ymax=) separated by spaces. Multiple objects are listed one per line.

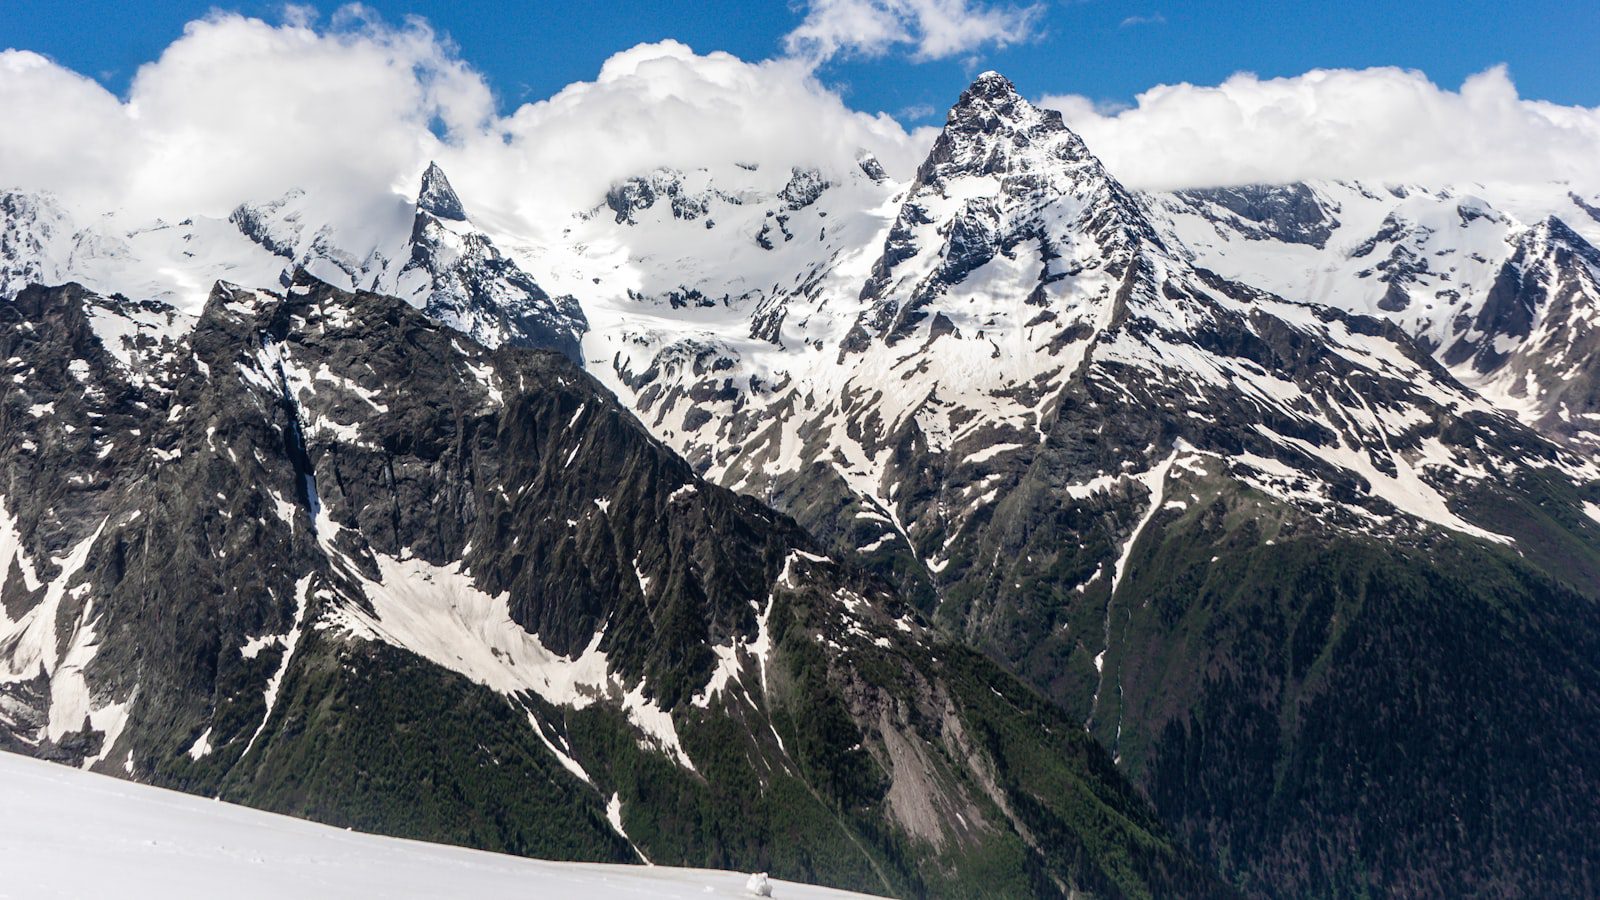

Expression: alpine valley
xmin=3 ymin=72 xmax=1598 ymax=898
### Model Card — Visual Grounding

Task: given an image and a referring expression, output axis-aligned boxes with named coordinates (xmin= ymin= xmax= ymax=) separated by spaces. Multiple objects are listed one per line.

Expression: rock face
xmin=0 ymin=276 xmax=1222 ymax=899
xmin=415 ymin=161 xmax=469 ymax=222
xmin=1171 ymin=183 xmax=1341 ymax=249
xmin=1440 ymin=216 xmax=1600 ymax=447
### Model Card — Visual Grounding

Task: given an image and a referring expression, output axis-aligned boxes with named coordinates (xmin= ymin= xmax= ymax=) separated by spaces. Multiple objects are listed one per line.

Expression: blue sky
xmin=7 ymin=0 xmax=1598 ymax=123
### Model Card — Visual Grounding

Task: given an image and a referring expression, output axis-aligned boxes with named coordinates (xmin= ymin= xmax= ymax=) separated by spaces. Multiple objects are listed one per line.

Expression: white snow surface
xmin=0 ymin=189 xmax=287 ymax=313
xmin=0 ymin=750 xmax=874 ymax=900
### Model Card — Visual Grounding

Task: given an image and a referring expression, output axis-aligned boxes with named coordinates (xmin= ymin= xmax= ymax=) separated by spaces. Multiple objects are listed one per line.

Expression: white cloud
xmin=453 ymin=40 xmax=927 ymax=229
xmin=782 ymin=0 xmax=1044 ymax=64
xmin=0 ymin=51 xmax=134 ymax=210
xmin=0 ymin=10 xmax=490 ymax=242
xmin=0 ymin=10 xmax=928 ymax=243
xmin=1040 ymin=65 xmax=1600 ymax=191
xmin=1119 ymin=13 xmax=1166 ymax=28
xmin=5 ymin=8 xmax=1597 ymax=248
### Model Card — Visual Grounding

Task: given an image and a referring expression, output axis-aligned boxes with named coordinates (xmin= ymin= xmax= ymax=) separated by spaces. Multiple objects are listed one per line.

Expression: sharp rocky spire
xmin=417 ymin=161 xmax=468 ymax=222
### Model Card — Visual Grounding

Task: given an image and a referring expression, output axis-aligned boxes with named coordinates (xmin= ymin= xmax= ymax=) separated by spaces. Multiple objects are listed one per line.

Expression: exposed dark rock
xmin=1173 ymin=183 xmax=1340 ymax=248
xmin=416 ymin=162 xmax=468 ymax=222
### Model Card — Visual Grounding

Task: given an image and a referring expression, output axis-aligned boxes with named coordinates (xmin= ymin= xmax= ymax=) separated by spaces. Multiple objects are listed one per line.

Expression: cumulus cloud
xmin=0 ymin=51 xmax=134 ymax=209
xmin=1040 ymin=65 xmax=1600 ymax=191
xmin=0 ymin=10 xmax=490 ymax=240
xmin=782 ymin=0 xmax=1044 ymax=64
xmin=0 ymin=9 xmax=926 ymax=241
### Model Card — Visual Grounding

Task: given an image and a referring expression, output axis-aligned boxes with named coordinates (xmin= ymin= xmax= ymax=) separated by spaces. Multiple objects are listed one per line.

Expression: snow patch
xmin=186 ymin=728 xmax=213 ymax=760
xmin=330 ymin=551 xmax=696 ymax=771
xmin=606 ymin=792 xmax=651 ymax=864
xmin=0 ymin=517 xmax=116 ymax=742
xmin=241 ymin=575 xmax=313 ymax=759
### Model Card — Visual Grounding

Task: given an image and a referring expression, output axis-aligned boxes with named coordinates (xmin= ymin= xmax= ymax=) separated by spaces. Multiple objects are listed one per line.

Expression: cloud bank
xmin=1041 ymin=66 xmax=1600 ymax=191
xmin=0 ymin=10 xmax=926 ymax=239
xmin=2 ymin=7 xmax=1598 ymax=244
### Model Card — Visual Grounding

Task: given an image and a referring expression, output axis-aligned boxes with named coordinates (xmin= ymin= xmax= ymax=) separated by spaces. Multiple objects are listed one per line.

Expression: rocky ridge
xmin=0 ymin=275 xmax=1221 ymax=898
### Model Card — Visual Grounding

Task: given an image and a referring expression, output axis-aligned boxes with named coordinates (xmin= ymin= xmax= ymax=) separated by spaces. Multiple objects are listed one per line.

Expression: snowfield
xmin=0 ymin=751 xmax=873 ymax=899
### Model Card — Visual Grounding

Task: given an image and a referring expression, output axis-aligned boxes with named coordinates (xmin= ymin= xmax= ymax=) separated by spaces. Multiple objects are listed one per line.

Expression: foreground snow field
xmin=0 ymin=751 xmax=873 ymax=899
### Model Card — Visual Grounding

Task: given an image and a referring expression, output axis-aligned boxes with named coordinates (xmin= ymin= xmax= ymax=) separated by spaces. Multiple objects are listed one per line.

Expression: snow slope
xmin=1148 ymin=179 xmax=1600 ymax=446
xmin=0 ymin=750 xmax=872 ymax=900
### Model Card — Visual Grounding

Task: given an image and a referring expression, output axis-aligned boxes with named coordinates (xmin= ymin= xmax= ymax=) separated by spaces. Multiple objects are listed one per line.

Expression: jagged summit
xmin=417 ymin=161 xmax=468 ymax=222
xmin=1535 ymin=212 xmax=1600 ymax=253
xmin=849 ymin=70 xmax=1159 ymax=347
xmin=962 ymin=70 xmax=1019 ymax=101
xmin=398 ymin=165 xmax=589 ymax=360
xmin=943 ymin=69 xmax=1052 ymax=131
xmin=919 ymin=71 xmax=1095 ymax=187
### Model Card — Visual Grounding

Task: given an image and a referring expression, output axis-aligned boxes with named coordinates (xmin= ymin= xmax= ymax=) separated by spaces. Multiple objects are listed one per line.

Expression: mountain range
xmin=3 ymin=71 xmax=1598 ymax=898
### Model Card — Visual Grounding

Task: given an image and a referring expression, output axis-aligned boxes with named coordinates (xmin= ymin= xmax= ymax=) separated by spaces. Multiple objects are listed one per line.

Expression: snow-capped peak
xmin=848 ymin=69 xmax=1159 ymax=351
xmin=962 ymin=70 xmax=1020 ymax=103
xmin=917 ymin=70 xmax=1101 ymax=187
xmin=417 ymin=161 xmax=469 ymax=223
xmin=391 ymin=162 xmax=589 ymax=359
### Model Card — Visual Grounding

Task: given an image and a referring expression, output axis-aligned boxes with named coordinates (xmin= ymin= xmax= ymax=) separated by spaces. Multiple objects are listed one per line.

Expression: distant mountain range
xmin=3 ymin=71 xmax=1597 ymax=898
